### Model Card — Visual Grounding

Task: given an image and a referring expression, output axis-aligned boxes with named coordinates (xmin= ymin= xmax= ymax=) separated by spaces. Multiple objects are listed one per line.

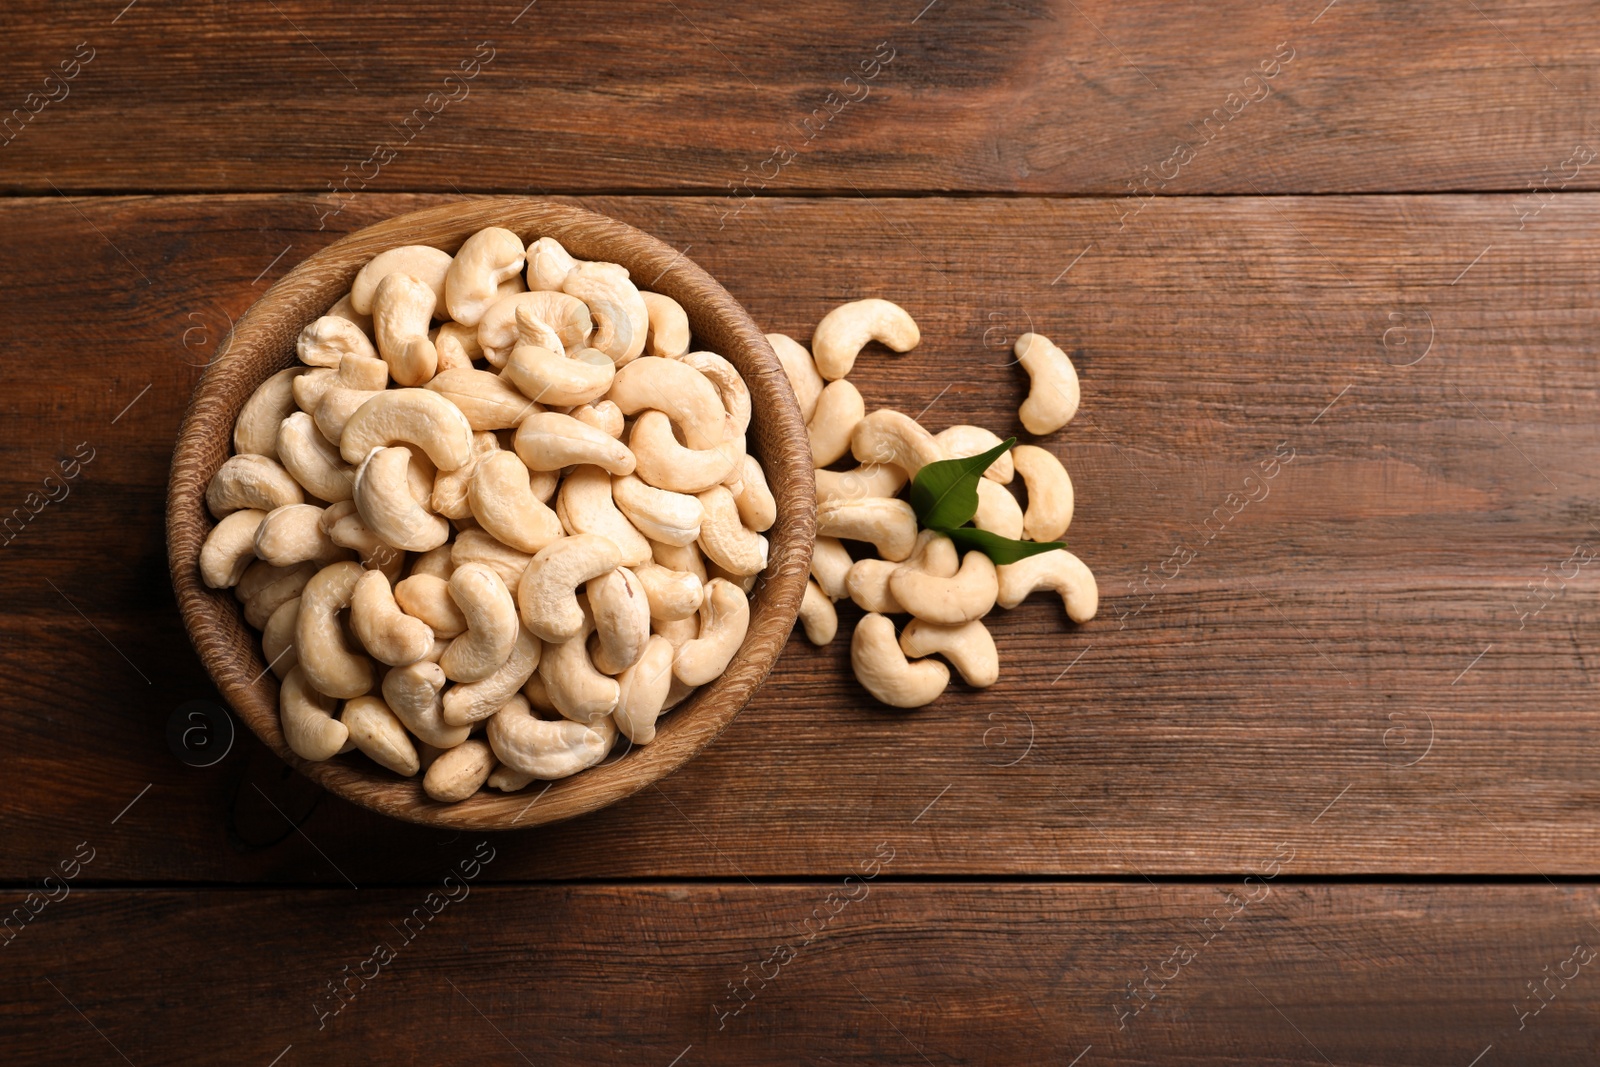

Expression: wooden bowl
xmin=166 ymin=199 xmax=816 ymax=829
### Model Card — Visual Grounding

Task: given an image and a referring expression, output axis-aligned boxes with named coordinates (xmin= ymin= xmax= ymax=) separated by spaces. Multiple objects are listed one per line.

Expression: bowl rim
xmin=166 ymin=197 xmax=816 ymax=829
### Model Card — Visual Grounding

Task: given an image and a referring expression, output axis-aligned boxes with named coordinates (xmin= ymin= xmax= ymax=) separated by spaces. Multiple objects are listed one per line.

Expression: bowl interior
xmin=167 ymin=198 xmax=816 ymax=829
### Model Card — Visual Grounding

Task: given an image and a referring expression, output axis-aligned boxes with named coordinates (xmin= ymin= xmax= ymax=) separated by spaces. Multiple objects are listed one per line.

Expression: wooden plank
xmin=2 ymin=192 xmax=1599 ymax=880
xmin=2 ymin=883 xmax=1597 ymax=1063
xmin=2 ymin=1 xmax=1600 ymax=194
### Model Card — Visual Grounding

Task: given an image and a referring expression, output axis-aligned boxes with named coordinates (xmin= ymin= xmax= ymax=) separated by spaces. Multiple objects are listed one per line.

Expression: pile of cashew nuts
xmin=199 ymin=228 xmax=769 ymax=802
xmin=778 ymin=298 xmax=1097 ymax=708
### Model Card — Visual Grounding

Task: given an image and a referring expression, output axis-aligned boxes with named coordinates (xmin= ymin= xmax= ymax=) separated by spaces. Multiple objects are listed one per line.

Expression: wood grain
xmin=3 ymin=883 xmax=1597 ymax=1063
xmin=2 ymin=1 xmax=1599 ymax=195
xmin=2 ymin=193 xmax=1598 ymax=878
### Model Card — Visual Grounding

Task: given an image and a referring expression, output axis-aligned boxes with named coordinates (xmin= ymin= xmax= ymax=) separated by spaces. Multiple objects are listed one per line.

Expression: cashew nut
xmin=816 ymin=497 xmax=918 ymax=562
xmin=996 ymin=549 xmax=1098 ymax=623
xmin=809 ymin=535 xmax=853 ymax=600
xmin=341 ymin=694 xmax=421 ymax=776
xmin=236 ymin=559 xmax=316 ymax=629
xmin=899 ymin=618 xmax=999 ymax=688
xmin=851 ymin=613 xmax=949 ymax=708
xmin=451 ymin=529 xmax=533 ymax=592
xmin=297 ymin=315 xmax=378 ymax=369
xmin=588 ymin=566 xmax=650 ymax=674
xmin=612 ymin=474 xmax=702 ymax=547
xmin=681 ymin=350 xmax=751 ymax=437
xmin=850 ymin=409 xmax=946 ymax=477
xmin=641 ymin=291 xmax=691 ymax=359
xmin=502 ymin=342 xmax=616 ymax=408
xmin=351 ymin=244 xmax=453 ymax=315
xmin=487 ymin=763 xmax=536 ymax=792
xmin=526 ymin=236 xmax=578 ymax=291
xmin=613 ymin=635 xmax=674 ymax=743
xmin=313 ymin=353 xmax=390 ymax=444
xmin=608 ymin=357 xmax=733 ymax=449
xmin=277 ymin=412 xmax=355 ymax=503
xmin=572 ymin=399 xmax=625 ymax=439
xmin=349 ymin=568 xmax=434 ymax=667
xmin=807 ymin=380 xmax=865 ymax=467
xmin=439 ymin=562 xmax=519 ymax=683
xmin=555 ymin=465 xmax=652 ymax=567
xmin=280 ymin=665 xmax=349 ymax=761
xmin=433 ymin=321 xmax=483 ymax=373
xmin=522 ymin=671 xmax=559 ymax=715
xmin=539 ymin=602 xmax=620 ymax=723
xmin=296 ymin=560 xmax=374 ymax=699
xmin=767 ymin=332 xmax=824 ymax=423
xmin=234 ymin=367 xmax=305 ymax=460
xmin=705 ymin=560 xmax=758 ymax=595
xmin=445 ymin=227 xmax=526 ymax=327
xmin=514 ymin=411 xmax=635 ymax=475
xmin=904 ymin=528 xmax=960 ymax=578
xmin=811 ymin=298 xmax=920 ymax=380
xmin=352 ymin=446 xmax=450 ymax=552
xmin=814 ymin=463 xmax=907 ymax=507
xmin=382 ymin=660 xmax=468 ymax=748
xmin=672 ymin=578 xmax=749 ymax=686
xmin=563 ymin=260 xmax=648 ymax=366
xmin=844 ymin=558 xmax=902 ymax=614
xmin=322 ymin=501 xmax=405 ymax=582
xmin=255 ymin=504 xmax=346 ymax=567
xmin=633 ymin=561 xmax=704 ymax=621
xmin=441 ymin=623 xmax=542 ymax=726
xmin=340 ymin=388 xmax=475 ymax=471
xmin=423 ymin=738 xmax=495 ymax=802
xmin=426 ymin=368 xmax=540 ymax=430
xmin=328 ymin=292 xmax=374 ymax=336
xmin=651 ymin=538 xmax=708 ymax=581
xmin=371 ymin=272 xmax=440 ymax=386
xmin=934 ymin=425 xmax=1013 ymax=483
xmin=727 ymin=454 xmax=776 ymax=533
xmin=478 ymin=291 xmax=592 ymax=366
xmin=1012 ymin=444 xmax=1074 ymax=542
xmin=516 ymin=534 xmax=622 ymax=642
xmin=468 ymin=450 xmax=565 ymax=554
xmin=629 ymin=410 xmax=741 ymax=494
xmin=431 ymin=431 xmax=500 ymax=520
xmin=696 ymin=485 xmax=768 ymax=576
xmin=1015 ymin=332 xmax=1080 ymax=435
xmin=973 ymin=478 xmax=1025 ymax=540
xmin=261 ymin=596 xmax=300 ymax=679
xmin=488 ymin=693 xmax=614 ymax=779
xmin=410 ymin=544 xmax=455 ymax=580
xmin=890 ymin=550 xmax=998 ymax=625
xmin=206 ymin=454 xmax=304 ymax=518
xmin=798 ymin=580 xmax=838 ymax=645
xmin=393 ymin=573 xmax=467 ymax=638
xmin=653 ymin=613 xmax=698 ymax=653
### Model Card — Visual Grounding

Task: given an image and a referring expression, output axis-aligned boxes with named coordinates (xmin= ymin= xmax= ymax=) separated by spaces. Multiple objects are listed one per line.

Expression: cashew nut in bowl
xmin=798 ymin=581 xmax=838 ymax=645
xmin=382 ymin=660 xmax=468 ymax=749
xmin=351 ymin=446 xmax=450 ymax=553
xmin=612 ymin=475 xmax=702 ymax=547
xmin=516 ymin=534 xmax=622 ymax=642
xmin=322 ymin=501 xmax=406 ymax=582
xmin=555 ymin=465 xmax=653 ymax=567
xmin=502 ymin=340 xmax=618 ymax=408
xmin=451 ymin=529 xmax=534 ymax=591
xmin=425 ymin=368 xmax=540 ymax=430
xmin=350 ymin=244 xmax=453 ymax=315
xmin=640 ymin=291 xmax=691 ymax=359
xmin=681 ymin=350 xmax=751 ymax=437
xmin=340 ymin=694 xmax=421 ymax=776
xmin=371 ymin=272 xmax=442 ymax=386
xmin=572 ymin=399 xmax=625 ymax=439
xmin=255 ymin=504 xmax=347 ymax=568
xmin=313 ymin=353 xmax=391 ymax=444
xmin=234 ymin=367 xmax=304 ymax=460
xmin=513 ymin=411 xmax=635 ymax=476
xmin=478 ymin=290 xmax=592 ymax=366
xmin=934 ymin=425 xmax=1013 ymax=483
xmin=423 ymin=738 xmax=496 ymax=802
xmin=809 ymin=535 xmax=853 ymax=601
xmin=349 ymin=569 xmax=434 ymax=667
xmin=814 ymin=463 xmax=907 ymax=507
xmin=409 ymin=544 xmax=455 ymax=581
xmin=296 ymin=561 xmax=375 ymax=699
xmin=672 ymin=578 xmax=749 ymax=686
xmin=767 ymin=332 xmax=824 ymax=423
xmin=432 ymin=321 xmax=482 ymax=374
xmin=236 ymin=560 xmax=315 ymax=629
xmin=431 ymin=431 xmax=499 ymax=521
xmin=206 ymin=454 xmax=304 ymax=518
xmin=489 ymin=694 xmax=616 ymax=779
xmin=816 ymin=497 xmax=918 ymax=562
xmin=811 ymin=298 xmax=920 ymax=380
xmin=277 ymin=412 xmax=355 ymax=503
xmin=339 ymin=388 xmax=475 ymax=470
xmin=807 ymin=380 xmax=866 ymax=468
xmin=587 ymin=567 xmax=650 ymax=674
xmin=1015 ymin=332 xmax=1081 ymax=435
xmin=613 ymin=635 xmax=674 ymax=743
xmin=467 ymin=450 xmax=565 ymax=554
xmin=1012 ymin=444 xmax=1074 ymax=542
xmin=444 ymin=227 xmax=526 ymax=327
xmin=608 ymin=357 xmax=733 ymax=449
xmin=440 ymin=623 xmax=542 ymax=726
xmin=727 ymin=454 xmax=776 ymax=533
xmin=628 ymin=410 xmax=741 ymax=494
xmin=439 ymin=562 xmax=519 ymax=683
xmin=394 ymin=573 xmax=468 ymax=638
xmin=526 ymin=236 xmax=578 ymax=291
xmin=261 ymin=596 xmax=300 ymax=679
xmin=487 ymin=763 xmax=536 ymax=792
xmin=996 ymin=549 xmax=1099 ymax=623
xmin=851 ymin=613 xmax=949 ymax=708
xmin=563 ymin=260 xmax=648 ymax=366
xmin=850 ymin=409 xmax=946 ymax=477
xmin=633 ymin=562 xmax=704 ymax=621
xmin=297 ymin=315 xmax=378 ymax=370
xmin=973 ymin=478 xmax=1025 ymax=540
xmin=280 ymin=665 xmax=349 ymax=761
xmin=696 ymin=485 xmax=768 ymax=577
xmin=328 ymin=292 xmax=374 ymax=336
xmin=651 ymin=539 xmax=708 ymax=582
xmin=899 ymin=618 xmax=999 ymax=688
xmin=539 ymin=603 xmax=620 ymax=723
xmin=889 ymin=550 xmax=998 ymax=625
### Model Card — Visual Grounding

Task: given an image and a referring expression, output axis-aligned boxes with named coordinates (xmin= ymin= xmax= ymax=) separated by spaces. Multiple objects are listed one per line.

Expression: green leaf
xmin=933 ymin=525 xmax=1067 ymax=566
xmin=909 ymin=437 xmax=1017 ymax=529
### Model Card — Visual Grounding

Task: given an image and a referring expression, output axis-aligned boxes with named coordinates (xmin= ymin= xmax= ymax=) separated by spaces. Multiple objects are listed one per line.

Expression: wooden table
xmin=4 ymin=2 xmax=1598 ymax=1062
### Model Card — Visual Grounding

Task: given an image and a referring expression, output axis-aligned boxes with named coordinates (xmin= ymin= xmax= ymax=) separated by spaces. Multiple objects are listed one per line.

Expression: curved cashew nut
xmin=608 ymin=357 xmax=733 ymax=449
xmin=807 ymin=380 xmax=865 ymax=467
xmin=633 ymin=562 xmax=704 ymax=621
xmin=572 ymin=399 xmax=625 ymax=439
xmin=696 ymin=485 xmax=768 ymax=576
xmin=277 ymin=411 xmax=354 ymax=503
xmin=934 ymin=425 xmax=1014 ymax=483
xmin=468 ymin=450 xmax=565 ymax=554
xmin=295 ymin=561 xmax=374 ymax=698
xmin=539 ymin=603 xmax=620 ymax=723
xmin=812 ymin=298 xmax=920 ymax=380
xmin=809 ymin=535 xmax=853 ymax=600
xmin=451 ymin=528 xmax=534 ymax=592
xmin=410 ymin=544 xmax=455 ymax=580
xmin=588 ymin=567 xmax=650 ymax=674
xmin=996 ymin=549 xmax=1098 ymax=623
xmin=488 ymin=693 xmax=613 ymax=778
xmin=706 ymin=559 xmax=757 ymax=595
xmin=814 ymin=463 xmax=908 ymax=507
xmin=478 ymin=291 xmax=592 ymax=366
xmin=312 ymin=353 xmax=390 ymax=444
xmin=1012 ymin=444 xmax=1074 ymax=542
xmin=555 ymin=465 xmax=652 ymax=567
xmin=431 ymin=431 xmax=499 ymax=520
xmin=350 ymin=569 xmax=434 ymax=666
xmin=207 ymin=454 xmax=303 ymax=518
xmin=890 ymin=550 xmax=998 ymax=625
xmin=845 ymin=558 xmax=903 ymax=614
xmin=426 ymin=368 xmax=540 ymax=430
xmin=651 ymin=539 xmax=708 ymax=581
xmin=850 ymin=409 xmax=946 ymax=477
xmin=237 ymin=559 xmax=315 ymax=629
xmin=851 ymin=613 xmax=949 ymax=708
xmin=433 ymin=321 xmax=483 ymax=373
xmin=816 ymin=497 xmax=918 ymax=562
xmin=297 ymin=314 xmax=377 ymax=371
xmin=900 ymin=618 xmax=999 ymax=688
xmin=767 ymin=332 xmax=824 ymax=423
xmin=340 ymin=388 xmax=475 ymax=470
xmin=727 ymin=454 xmax=776 ymax=533
xmin=517 ymin=534 xmax=622 ymax=642
xmin=629 ymin=410 xmax=741 ymax=494
xmin=1016 ymin=332 xmax=1081 ymax=435
xmin=613 ymin=475 xmax=702 ymax=547
xmin=341 ymin=694 xmax=421 ymax=776
xmin=502 ymin=342 xmax=616 ymax=408
xmin=352 ymin=446 xmax=450 ymax=552
xmin=563 ymin=260 xmax=648 ymax=366
xmin=280 ymin=665 xmax=349 ymax=761
xmin=681 ymin=350 xmax=751 ymax=437
xmin=439 ymin=562 xmax=519 ymax=683
xmin=381 ymin=660 xmax=468 ymax=748
xmin=614 ymin=635 xmax=674 ymax=743
xmin=514 ymin=411 xmax=635 ymax=475
xmin=653 ymin=613 xmax=698 ymax=654
xmin=673 ymin=578 xmax=749 ymax=686
xmin=261 ymin=596 xmax=300 ymax=679
xmin=351 ymin=244 xmax=452 ymax=315
xmin=234 ymin=367 xmax=305 ymax=460
xmin=371 ymin=273 xmax=440 ymax=386
xmin=526 ymin=236 xmax=579 ymax=291
xmin=905 ymin=528 xmax=960 ymax=578
xmin=445 ymin=227 xmax=526 ymax=326
xmin=798 ymin=580 xmax=838 ymax=645
xmin=974 ymin=478 xmax=1025 ymax=540
xmin=255 ymin=504 xmax=346 ymax=568
xmin=293 ymin=367 xmax=336 ymax=417
xmin=322 ymin=501 xmax=405 ymax=582
xmin=441 ymin=623 xmax=543 ymax=726
xmin=393 ymin=573 xmax=467 ymax=639
xmin=328 ymin=292 xmax=374 ymax=335
xmin=199 ymin=508 xmax=265 ymax=588
xmin=423 ymin=738 xmax=495 ymax=802
xmin=640 ymin=291 xmax=691 ymax=359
